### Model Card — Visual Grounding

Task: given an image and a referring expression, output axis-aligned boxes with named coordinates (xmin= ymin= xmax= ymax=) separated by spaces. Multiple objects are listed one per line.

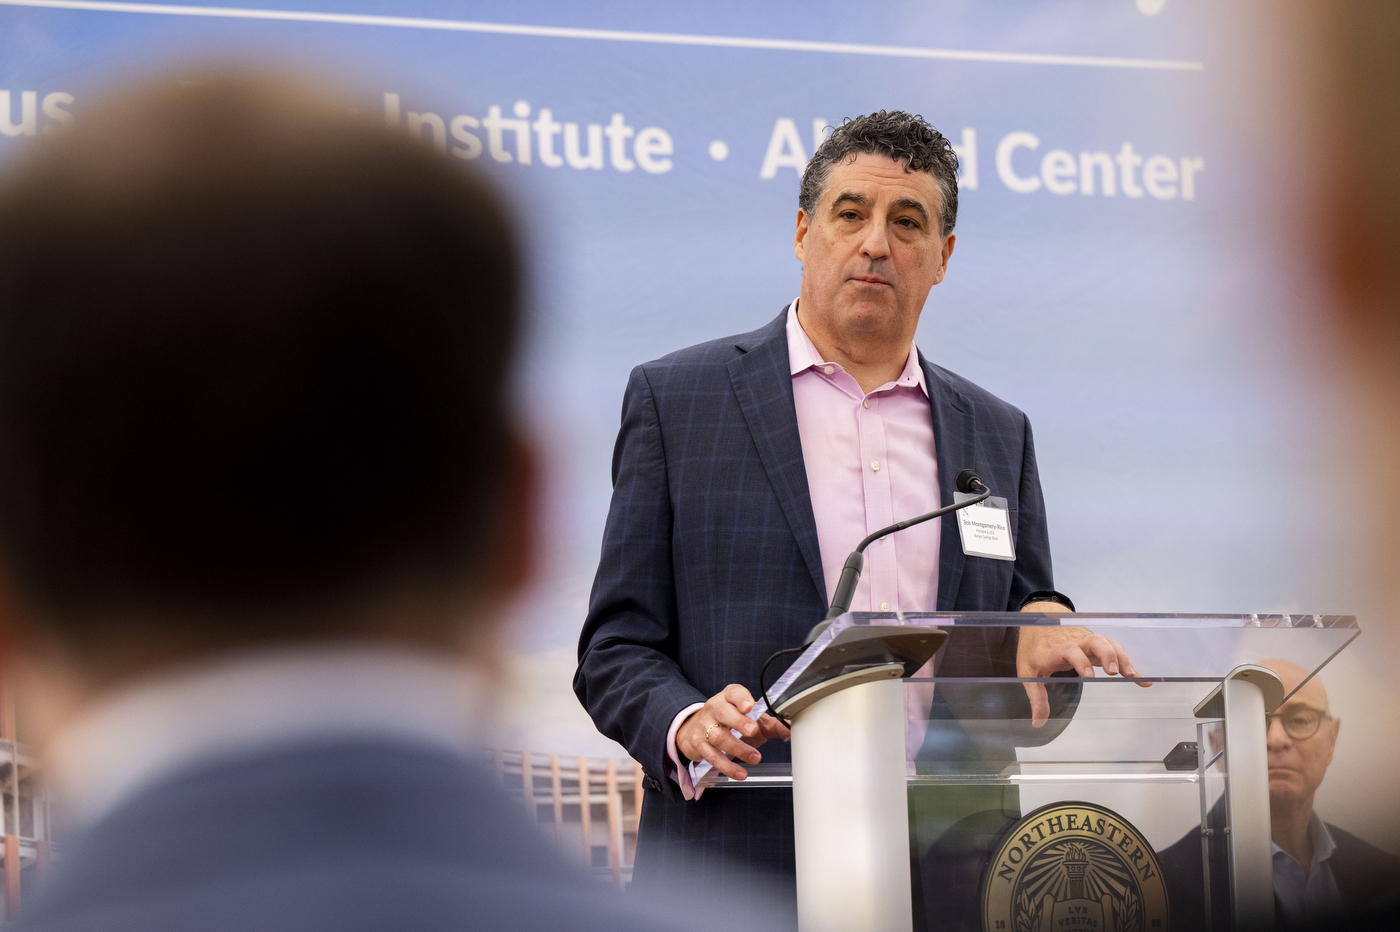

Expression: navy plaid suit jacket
xmin=574 ymin=307 xmax=1056 ymax=901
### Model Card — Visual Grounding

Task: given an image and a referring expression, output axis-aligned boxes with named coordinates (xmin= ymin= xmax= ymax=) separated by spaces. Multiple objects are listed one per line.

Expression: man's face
xmin=1264 ymin=668 xmax=1340 ymax=806
xmin=794 ymin=152 xmax=954 ymax=347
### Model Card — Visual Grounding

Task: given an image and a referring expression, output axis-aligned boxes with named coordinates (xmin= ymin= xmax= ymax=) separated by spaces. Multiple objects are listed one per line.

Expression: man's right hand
xmin=675 ymin=684 xmax=791 ymax=781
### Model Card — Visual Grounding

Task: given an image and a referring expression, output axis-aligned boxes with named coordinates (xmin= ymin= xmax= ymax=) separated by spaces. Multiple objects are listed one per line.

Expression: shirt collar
xmin=1270 ymin=811 xmax=1338 ymax=869
xmin=1307 ymin=812 xmax=1338 ymax=865
xmin=46 ymin=641 xmax=493 ymax=833
xmin=785 ymin=299 xmax=928 ymax=397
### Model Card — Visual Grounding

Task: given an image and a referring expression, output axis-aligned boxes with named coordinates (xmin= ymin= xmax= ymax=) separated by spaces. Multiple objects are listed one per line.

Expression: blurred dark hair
xmin=798 ymin=110 xmax=960 ymax=236
xmin=0 ymin=73 xmax=520 ymax=630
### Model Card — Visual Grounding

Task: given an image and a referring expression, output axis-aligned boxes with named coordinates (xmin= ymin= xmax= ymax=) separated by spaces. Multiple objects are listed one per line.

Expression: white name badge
xmin=954 ymin=491 xmax=1016 ymax=561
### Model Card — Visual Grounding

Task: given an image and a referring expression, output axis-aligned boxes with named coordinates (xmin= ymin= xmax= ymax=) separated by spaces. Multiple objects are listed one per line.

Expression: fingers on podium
xmin=757 ymin=713 xmax=791 ymax=741
xmin=1103 ymin=636 xmax=1148 ymax=684
xmin=693 ymin=687 xmax=762 ymax=776
xmin=698 ymin=738 xmax=748 ymax=780
xmin=1062 ymin=642 xmax=1096 ymax=678
xmin=716 ymin=686 xmax=760 ymax=739
xmin=1024 ymin=682 xmax=1051 ymax=729
xmin=1085 ymin=634 xmax=1149 ymax=685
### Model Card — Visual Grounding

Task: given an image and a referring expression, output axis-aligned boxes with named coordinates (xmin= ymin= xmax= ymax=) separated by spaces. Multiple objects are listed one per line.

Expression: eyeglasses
xmin=1265 ymin=704 xmax=1331 ymax=740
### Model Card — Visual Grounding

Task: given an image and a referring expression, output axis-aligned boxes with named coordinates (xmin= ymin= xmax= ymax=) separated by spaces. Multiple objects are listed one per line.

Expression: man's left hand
xmin=1017 ymin=601 xmax=1149 ymax=727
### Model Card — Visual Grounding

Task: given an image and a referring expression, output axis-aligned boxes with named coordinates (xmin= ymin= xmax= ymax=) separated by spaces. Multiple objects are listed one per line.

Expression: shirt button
xmin=871 ymin=461 xmax=880 ymax=471
xmin=862 ymin=399 xmax=870 ymax=409
xmin=881 ymin=602 xmax=891 ymax=611
xmin=823 ymin=365 xmax=834 ymax=375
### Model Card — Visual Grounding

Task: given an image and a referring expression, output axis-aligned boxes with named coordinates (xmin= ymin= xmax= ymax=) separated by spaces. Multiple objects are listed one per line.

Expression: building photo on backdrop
xmin=0 ymin=0 xmax=1397 ymax=930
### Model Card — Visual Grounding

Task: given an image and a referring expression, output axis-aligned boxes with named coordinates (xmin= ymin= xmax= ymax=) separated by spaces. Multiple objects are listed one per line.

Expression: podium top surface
xmin=688 ymin=611 xmax=1361 ymax=790
xmin=824 ymin=610 xmax=1357 ymax=675
xmin=761 ymin=611 xmax=1359 ymax=715
xmin=849 ymin=611 xmax=1357 ymax=629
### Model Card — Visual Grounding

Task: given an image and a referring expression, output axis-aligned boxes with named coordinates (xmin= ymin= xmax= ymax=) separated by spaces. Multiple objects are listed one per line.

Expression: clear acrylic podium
xmin=692 ymin=612 xmax=1360 ymax=932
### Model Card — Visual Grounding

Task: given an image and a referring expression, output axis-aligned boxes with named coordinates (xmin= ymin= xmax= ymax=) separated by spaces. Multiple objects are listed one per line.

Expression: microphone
xmin=801 ymin=467 xmax=991 ymax=646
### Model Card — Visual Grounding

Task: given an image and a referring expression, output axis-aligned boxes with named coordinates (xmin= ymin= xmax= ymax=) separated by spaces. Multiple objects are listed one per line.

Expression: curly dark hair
xmin=799 ymin=110 xmax=960 ymax=236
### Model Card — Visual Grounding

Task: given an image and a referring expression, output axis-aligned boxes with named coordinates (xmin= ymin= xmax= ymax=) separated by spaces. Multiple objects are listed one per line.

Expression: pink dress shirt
xmin=667 ymin=301 xmax=941 ymax=798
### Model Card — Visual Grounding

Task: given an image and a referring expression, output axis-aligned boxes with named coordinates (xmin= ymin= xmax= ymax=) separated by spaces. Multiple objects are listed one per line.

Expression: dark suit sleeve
xmin=1006 ymin=412 xmax=1083 ymax=738
xmin=931 ymin=410 xmax=1074 ymax=744
xmin=1008 ymin=412 xmax=1055 ymax=610
xmin=574 ymin=366 xmax=706 ymax=799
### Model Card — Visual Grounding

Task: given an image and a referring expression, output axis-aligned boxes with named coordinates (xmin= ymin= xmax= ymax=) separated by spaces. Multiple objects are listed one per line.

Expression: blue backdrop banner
xmin=3 ymin=1 xmax=1383 ymax=847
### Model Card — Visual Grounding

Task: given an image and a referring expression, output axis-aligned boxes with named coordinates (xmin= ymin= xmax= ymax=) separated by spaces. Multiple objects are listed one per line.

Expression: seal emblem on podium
xmin=981 ymin=801 xmax=1171 ymax=932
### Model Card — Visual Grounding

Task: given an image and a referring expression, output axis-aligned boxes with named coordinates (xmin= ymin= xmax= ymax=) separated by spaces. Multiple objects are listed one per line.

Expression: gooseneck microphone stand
xmin=804 ymin=467 xmax=991 ymax=645
xmin=757 ymin=467 xmax=993 ymax=721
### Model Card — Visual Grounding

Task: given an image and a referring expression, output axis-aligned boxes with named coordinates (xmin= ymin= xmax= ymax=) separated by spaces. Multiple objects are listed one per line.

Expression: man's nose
xmin=859 ymin=218 xmax=891 ymax=259
xmin=1266 ymin=716 xmax=1291 ymax=748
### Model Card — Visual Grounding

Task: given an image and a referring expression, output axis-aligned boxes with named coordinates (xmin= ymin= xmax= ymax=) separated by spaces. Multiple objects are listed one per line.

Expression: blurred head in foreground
xmin=0 ymin=71 xmax=692 ymax=932
xmin=1300 ymin=8 xmax=1400 ymax=917
xmin=1287 ymin=0 xmax=1400 ymax=877
xmin=0 ymin=72 xmax=529 ymax=694
xmin=1301 ymin=2 xmax=1400 ymax=600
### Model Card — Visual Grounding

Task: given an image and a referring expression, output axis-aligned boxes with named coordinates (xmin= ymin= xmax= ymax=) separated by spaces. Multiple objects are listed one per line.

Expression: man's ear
xmin=793 ymin=209 xmax=809 ymax=262
xmin=1319 ymin=716 xmax=1340 ymax=771
xmin=930 ymin=232 xmax=956 ymax=285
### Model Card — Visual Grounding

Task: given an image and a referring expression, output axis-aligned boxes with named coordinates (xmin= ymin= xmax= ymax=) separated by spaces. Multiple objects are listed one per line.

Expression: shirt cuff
xmin=665 ymin=702 xmax=706 ymax=801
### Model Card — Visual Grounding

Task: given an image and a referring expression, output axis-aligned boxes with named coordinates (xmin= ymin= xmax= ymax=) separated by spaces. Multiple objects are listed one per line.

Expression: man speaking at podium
xmin=575 ymin=111 xmax=1142 ymax=912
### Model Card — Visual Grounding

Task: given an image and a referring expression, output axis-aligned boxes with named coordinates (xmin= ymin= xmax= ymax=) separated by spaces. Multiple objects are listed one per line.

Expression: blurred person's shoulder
xmin=15 ymin=739 xmax=715 ymax=932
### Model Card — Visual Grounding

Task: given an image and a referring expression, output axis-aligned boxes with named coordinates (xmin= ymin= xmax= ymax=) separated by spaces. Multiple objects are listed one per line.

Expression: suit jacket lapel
xmin=728 ymin=309 xmax=827 ymax=603
xmin=922 ymin=352 xmax=974 ymax=611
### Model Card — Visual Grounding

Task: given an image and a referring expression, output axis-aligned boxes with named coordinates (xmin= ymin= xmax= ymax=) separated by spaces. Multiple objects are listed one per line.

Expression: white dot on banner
xmin=1135 ymin=0 xmax=1167 ymax=14
xmin=513 ymin=100 xmax=530 ymax=118
xmin=708 ymin=140 xmax=729 ymax=162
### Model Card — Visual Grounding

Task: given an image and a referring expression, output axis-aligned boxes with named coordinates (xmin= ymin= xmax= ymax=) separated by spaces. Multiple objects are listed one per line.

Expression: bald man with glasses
xmin=1160 ymin=659 xmax=1400 ymax=927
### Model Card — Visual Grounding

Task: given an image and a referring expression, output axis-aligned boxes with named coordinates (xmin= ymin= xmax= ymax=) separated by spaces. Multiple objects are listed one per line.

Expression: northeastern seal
xmin=981 ymin=801 xmax=1170 ymax=932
